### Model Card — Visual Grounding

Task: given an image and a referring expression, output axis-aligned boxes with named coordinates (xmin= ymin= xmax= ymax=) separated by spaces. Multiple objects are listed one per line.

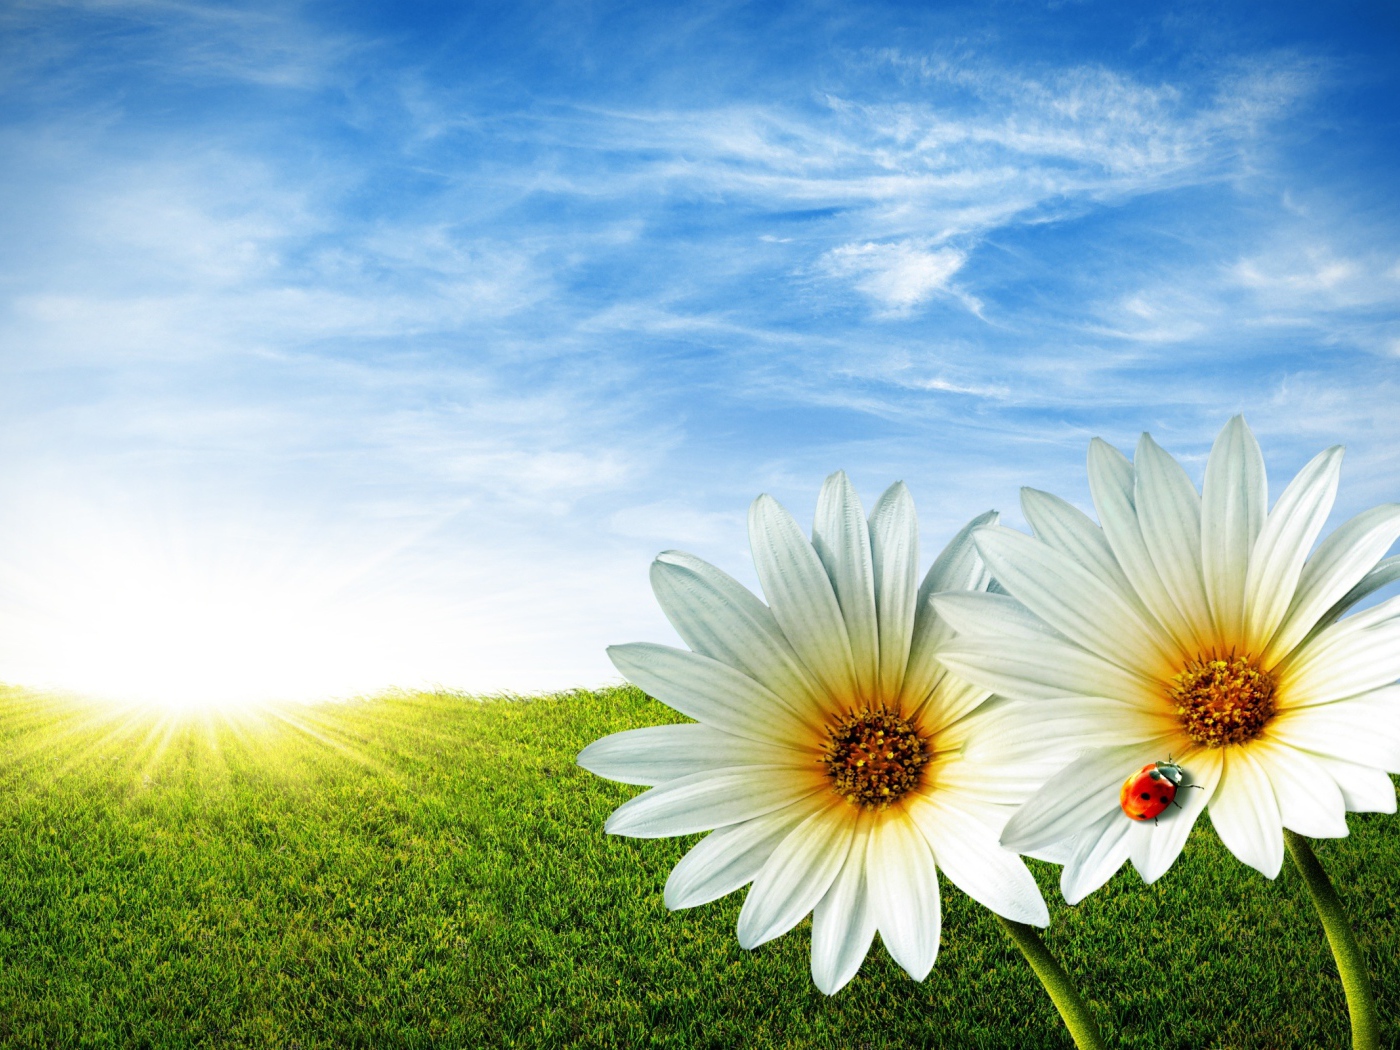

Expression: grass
xmin=0 ymin=683 xmax=1396 ymax=1049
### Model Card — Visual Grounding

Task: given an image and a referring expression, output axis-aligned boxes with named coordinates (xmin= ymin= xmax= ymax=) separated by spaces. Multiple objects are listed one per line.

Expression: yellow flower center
xmin=1168 ymin=656 xmax=1276 ymax=747
xmin=821 ymin=708 xmax=930 ymax=808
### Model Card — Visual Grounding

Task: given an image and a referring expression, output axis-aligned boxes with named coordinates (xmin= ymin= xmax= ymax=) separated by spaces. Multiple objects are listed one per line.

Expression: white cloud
xmin=820 ymin=241 xmax=968 ymax=316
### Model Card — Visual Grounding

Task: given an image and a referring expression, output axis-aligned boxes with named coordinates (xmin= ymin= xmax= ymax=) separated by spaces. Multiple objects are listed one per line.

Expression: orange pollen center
xmin=821 ymin=709 xmax=929 ymax=809
xmin=1168 ymin=656 xmax=1276 ymax=748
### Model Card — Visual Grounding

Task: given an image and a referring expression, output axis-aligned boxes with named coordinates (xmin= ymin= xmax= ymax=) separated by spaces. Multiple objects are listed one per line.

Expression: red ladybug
xmin=1120 ymin=760 xmax=1188 ymax=822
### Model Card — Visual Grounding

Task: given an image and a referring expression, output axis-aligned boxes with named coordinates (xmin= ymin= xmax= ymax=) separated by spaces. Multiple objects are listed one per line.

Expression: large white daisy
xmin=934 ymin=416 xmax=1400 ymax=904
xmin=579 ymin=472 xmax=1049 ymax=994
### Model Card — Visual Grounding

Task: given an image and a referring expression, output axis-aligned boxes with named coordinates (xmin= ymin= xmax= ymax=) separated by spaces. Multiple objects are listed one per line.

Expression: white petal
xmin=1248 ymin=740 xmax=1348 ymax=839
xmin=749 ymin=494 xmax=857 ymax=701
xmin=911 ymin=673 xmax=992 ymax=737
xmin=974 ymin=525 xmax=1177 ymax=678
xmin=869 ymin=481 xmax=920 ymax=704
xmin=1201 ymin=415 xmax=1267 ymax=652
xmin=813 ymin=471 xmax=879 ymax=702
xmin=1129 ymin=747 xmax=1222 ymax=884
xmin=1025 ymin=841 xmax=1076 ymax=865
xmin=1060 ymin=810 xmax=1134 ymax=905
xmin=1208 ymin=748 xmax=1284 ymax=878
xmin=937 ymin=760 xmax=1068 ymax=807
xmin=1000 ymin=739 xmax=1176 ymax=852
xmin=1020 ymin=486 xmax=1140 ymax=607
xmin=1314 ymin=554 xmax=1400 ymax=633
xmin=899 ymin=510 xmax=997 ymax=711
xmin=810 ymin=818 xmax=877 ymax=995
xmin=1275 ymin=602 xmax=1400 ymax=708
xmin=1134 ymin=432 xmax=1213 ymax=654
xmin=1087 ymin=437 xmax=1196 ymax=656
xmin=1264 ymin=503 xmax=1400 ymax=665
xmin=1308 ymin=754 xmax=1397 ymax=814
xmin=960 ymin=696 xmax=1175 ymax=764
xmin=664 ymin=793 xmax=830 ymax=908
xmin=605 ymin=766 xmax=826 ymax=838
xmin=909 ymin=795 xmax=1048 ymax=926
xmin=1243 ymin=445 xmax=1344 ymax=654
xmin=1268 ymin=689 xmax=1400 ymax=772
xmin=579 ymin=723 xmax=801 ymax=786
xmin=650 ymin=551 xmax=826 ymax=724
xmin=867 ymin=813 xmax=942 ymax=980
xmin=736 ymin=799 xmax=857 ymax=949
xmin=933 ymin=590 xmax=1060 ymax=643
xmin=608 ymin=642 xmax=815 ymax=746
xmin=937 ymin=635 xmax=1164 ymax=708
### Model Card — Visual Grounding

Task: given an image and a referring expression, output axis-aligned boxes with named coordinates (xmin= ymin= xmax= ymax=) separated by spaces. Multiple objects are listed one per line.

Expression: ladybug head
xmin=1154 ymin=760 xmax=1186 ymax=786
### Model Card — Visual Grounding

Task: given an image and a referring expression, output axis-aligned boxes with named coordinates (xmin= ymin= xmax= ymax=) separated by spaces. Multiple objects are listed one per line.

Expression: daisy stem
xmin=1283 ymin=830 xmax=1379 ymax=1050
xmin=995 ymin=915 xmax=1107 ymax=1050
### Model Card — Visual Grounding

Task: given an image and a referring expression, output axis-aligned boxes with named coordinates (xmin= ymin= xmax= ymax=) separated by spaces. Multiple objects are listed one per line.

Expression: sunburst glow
xmin=0 ymin=497 xmax=463 ymax=709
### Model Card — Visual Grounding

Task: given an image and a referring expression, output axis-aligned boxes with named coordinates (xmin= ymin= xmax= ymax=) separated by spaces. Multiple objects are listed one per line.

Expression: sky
xmin=1 ymin=0 xmax=1398 ymax=704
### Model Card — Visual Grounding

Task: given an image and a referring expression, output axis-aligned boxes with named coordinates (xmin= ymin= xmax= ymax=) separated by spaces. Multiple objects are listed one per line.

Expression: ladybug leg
xmin=1153 ymin=816 xmax=1160 ymax=826
xmin=1172 ymin=798 xmax=1182 ymax=809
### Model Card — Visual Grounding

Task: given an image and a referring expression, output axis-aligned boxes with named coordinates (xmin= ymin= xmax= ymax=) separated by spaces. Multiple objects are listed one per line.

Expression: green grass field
xmin=0 ymin=683 xmax=1395 ymax=1049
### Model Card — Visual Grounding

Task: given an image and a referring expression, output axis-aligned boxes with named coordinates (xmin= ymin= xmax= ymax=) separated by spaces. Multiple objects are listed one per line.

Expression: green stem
xmin=1284 ymin=830 xmax=1379 ymax=1050
xmin=996 ymin=915 xmax=1108 ymax=1050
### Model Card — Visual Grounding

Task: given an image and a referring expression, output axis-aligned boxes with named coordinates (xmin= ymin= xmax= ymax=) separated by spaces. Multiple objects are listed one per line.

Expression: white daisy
xmin=579 ymin=472 xmax=1049 ymax=994
xmin=934 ymin=416 xmax=1400 ymax=904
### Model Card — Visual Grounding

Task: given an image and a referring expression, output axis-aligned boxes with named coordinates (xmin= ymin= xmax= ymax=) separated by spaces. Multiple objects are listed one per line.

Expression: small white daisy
xmin=580 ymin=472 xmax=1049 ymax=994
xmin=934 ymin=416 xmax=1400 ymax=903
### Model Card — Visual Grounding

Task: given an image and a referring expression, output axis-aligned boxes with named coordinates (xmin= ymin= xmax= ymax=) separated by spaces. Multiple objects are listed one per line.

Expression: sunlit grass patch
xmin=0 ymin=684 xmax=1394 ymax=1048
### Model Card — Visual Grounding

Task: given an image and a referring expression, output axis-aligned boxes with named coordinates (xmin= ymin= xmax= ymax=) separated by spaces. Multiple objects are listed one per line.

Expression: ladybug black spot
xmin=1140 ymin=792 xmax=1152 ymax=800
xmin=1160 ymin=795 xmax=1170 ymax=803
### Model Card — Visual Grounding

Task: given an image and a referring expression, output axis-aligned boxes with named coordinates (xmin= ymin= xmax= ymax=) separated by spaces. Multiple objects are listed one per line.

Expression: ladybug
xmin=1120 ymin=760 xmax=1190 ymax=823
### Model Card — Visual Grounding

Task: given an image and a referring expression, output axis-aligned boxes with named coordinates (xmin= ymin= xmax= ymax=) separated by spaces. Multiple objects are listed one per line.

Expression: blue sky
xmin=1 ymin=1 xmax=1398 ymax=702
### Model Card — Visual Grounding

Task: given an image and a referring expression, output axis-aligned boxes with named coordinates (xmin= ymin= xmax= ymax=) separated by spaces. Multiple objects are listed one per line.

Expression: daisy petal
xmin=578 ymin=723 xmax=801 ymax=786
xmin=868 ymin=814 xmax=942 ymax=980
xmin=813 ymin=471 xmax=879 ymax=701
xmin=1000 ymin=740 xmax=1175 ymax=852
xmin=1244 ymin=445 xmax=1344 ymax=654
xmin=1087 ymin=437 xmax=1196 ymax=655
xmin=1129 ymin=748 xmax=1221 ymax=884
xmin=909 ymin=795 xmax=1048 ymax=926
xmin=974 ymin=525 xmax=1176 ymax=678
xmin=650 ymin=551 xmax=826 ymax=723
xmin=959 ymin=696 xmax=1175 ymax=763
xmin=749 ymin=494 xmax=857 ymax=700
xmin=605 ymin=766 xmax=826 ymax=839
xmin=1208 ymin=749 xmax=1284 ymax=878
xmin=1021 ymin=486 xmax=1139 ymax=605
xmin=608 ymin=642 xmax=815 ymax=746
xmin=1264 ymin=503 xmax=1400 ymax=664
xmin=912 ymin=674 xmax=991 ymax=736
xmin=737 ymin=800 xmax=857 ymax=949
xmin=899 ymin=510 xmax=997 ymax=711
xmin=810 ymin=820 xmax=877 ymax=995
xmin=1249 ymin=741 xmax=1348 ymax=839
xmin=1309 ymin=754 xmax=1397 ymax=814
xmin=937 ymin=636 xmax=1163 ymax=707
xmin=1060 ymin=810 xmax=1134 ymax=905
xmin=1269 ymin=689 xmax=1400 ymax=772
xmin=933 ymin=590 xmax=1059 ymax=642
xmin=1315 ymin=554 xmax=1400 ymax=632
xmin=664 ymin=793 xmax=830 ymax=909
xmin=1201 ymin=415 xmax=1267 ymax=651
xmin=869 ymin=481 xmax=920 ymax=704
xmin=1135 ymin=432 xmax=1213 ymax=653
xmin=1275 ymin=603 xmax=1400 ymax=708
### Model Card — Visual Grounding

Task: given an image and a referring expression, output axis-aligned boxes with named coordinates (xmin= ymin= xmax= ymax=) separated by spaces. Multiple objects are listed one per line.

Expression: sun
xmin=0 ymin=500 xmax=427 ymax=711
